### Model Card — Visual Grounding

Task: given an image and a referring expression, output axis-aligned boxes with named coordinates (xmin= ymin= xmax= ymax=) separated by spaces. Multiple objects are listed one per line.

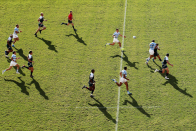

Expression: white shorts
xmin=13 ymin=34 xmax=18 ymax=39
xmin=10 ymin=61 xmax=17 ymax=66
xmin=113 ymin=38 xmax=119 ymax=43
xmin=120 ymin=78 xmax=127 ymax=83
xmin=149 ymin=49 xmax=154 ymax=55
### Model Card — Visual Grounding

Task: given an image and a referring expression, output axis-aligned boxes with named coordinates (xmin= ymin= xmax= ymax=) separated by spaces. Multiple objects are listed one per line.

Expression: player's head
xmin=152 ymin=40 xmax=155 ymax=42
xmin=13 ymin=51 xmax=16 ymax=54
xmin=40 ymin=12 xmax=43 ymax=16
xmin=29 ymin=50 xmax=33 ymax=54
xmin=116 ymin=29 xmax=119 ymax=32
xmin=166 ymin=53 xmax=169 ymax=57
xmin=10 ymin=34 xmax=13 ymax=38
xmin=70 ymin=11 xmax=72 ymax=14
xmin=16 ymin=24 xmax=19 ymax=28
xmin=91 ymin=69 xmax=95 ymax=73
xmin=124 ymin=66 xmax=127 ymax=70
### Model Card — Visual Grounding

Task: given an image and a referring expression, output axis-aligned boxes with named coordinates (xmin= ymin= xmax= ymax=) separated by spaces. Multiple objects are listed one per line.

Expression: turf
xmin=0 ymin=0 xmax=196 ymax=130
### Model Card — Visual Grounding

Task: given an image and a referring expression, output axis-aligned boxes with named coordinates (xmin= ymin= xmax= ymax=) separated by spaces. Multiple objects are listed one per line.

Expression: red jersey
xmin=68 ymin=13 xmax=73 ymax=21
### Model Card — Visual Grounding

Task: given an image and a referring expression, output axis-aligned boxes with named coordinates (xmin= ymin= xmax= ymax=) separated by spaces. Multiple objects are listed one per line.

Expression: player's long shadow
xmin=15 ymin=47 xmax=28 ymax=61
xmin=27 ymin=78 xmax=49 ymax=100
xmin=123 ymin=96 xmax=151 ymax=117
xmin=6 ymin=58 xmax=26 ymax=76
xmin=4 ymin=77 xmax=29 ymax=95
xmin=88 ymin=98 xmax=116 ymax=124
xmin=36 ymin=37 xmax=58 ymax=52
xmin=148 ymin=62 xmax=192 ymax=98
xmin=110 ymin=52 xmax=139 ymax=69
xmin=66 ymin=32 xmax=87 ymax=46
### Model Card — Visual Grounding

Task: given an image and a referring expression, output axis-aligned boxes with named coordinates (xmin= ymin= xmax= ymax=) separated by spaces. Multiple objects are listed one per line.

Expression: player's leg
xmin=2 ymin=66 xmax=13 ymax=74
xmin=29 ymin=67 xmax=34 ymax=77
xmin=71 ymin=23 xmax=77 ymax=31
xmin=165 ymin=68 xmax=169 ymax=79
xmin=90 ymin=84 xmax=95 ymax=97
xmin=15 ymin=64 xmax=20 ymax=74
xmin=35 ymin=26 xmax=41 ymax=36
xmin=146 ymin=50 xmax=154 ymax=64
xmin=111 ymin=79 xmax=123 ymax=86
xmin=157 ymin=55 xmax=162 ymax=61
xmin=124 ymin=82 xmax=132 ymax=95
xmin=41 ymin=25 xmax=46 ymax=31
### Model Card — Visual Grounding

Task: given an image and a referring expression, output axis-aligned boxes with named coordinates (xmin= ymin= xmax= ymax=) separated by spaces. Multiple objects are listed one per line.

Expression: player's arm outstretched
xmin=166 ymin=60 xmax=173 ymax=67
xmin=119 ymin=34 xmax=126 ymax=38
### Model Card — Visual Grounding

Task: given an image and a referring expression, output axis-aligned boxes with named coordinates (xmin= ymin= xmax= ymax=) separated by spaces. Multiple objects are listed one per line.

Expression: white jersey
xmin=121 ymin=69 xmax=127 ymax=78
xmin=13 ymin=27 xmax=19 ymax=35
xmin=11 ymin=54 xmax=17 ymax=62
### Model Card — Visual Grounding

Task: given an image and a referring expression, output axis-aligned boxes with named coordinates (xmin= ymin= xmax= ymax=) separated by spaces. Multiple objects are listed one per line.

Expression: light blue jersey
xmin=149 ymin=42 xmax=156 ymax=50
xmin=11 ymin=54 xmax=16 ymax=62
xmin=13 ymin=27 xmax=19 ymax=35
xmin=113 ymin=32 xmax=120 ymax=38
xmin=121 ymin=69 xmax=127 ymax=78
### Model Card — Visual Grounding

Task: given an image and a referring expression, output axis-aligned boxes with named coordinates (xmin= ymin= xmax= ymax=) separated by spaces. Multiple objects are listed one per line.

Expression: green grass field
xmin=0 ymin=0 xmax=196 ymax=130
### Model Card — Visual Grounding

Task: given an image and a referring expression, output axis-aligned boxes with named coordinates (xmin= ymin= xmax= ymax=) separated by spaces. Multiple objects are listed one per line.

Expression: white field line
xmin=76 ymin=106 xmax=160 ymax=109
xmin=115 ymin=0 xmax=127 ymax=131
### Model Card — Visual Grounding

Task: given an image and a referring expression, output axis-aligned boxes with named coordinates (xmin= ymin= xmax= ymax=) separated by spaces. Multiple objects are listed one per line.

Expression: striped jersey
xmin=113 ymin=32 xmax=120 ymax=38
xmin=121 ymin=69 xmax=127 ymax=78
xmin=149 ymin=42 xmax=156 ymax=50
xmin=11 ymin=54 xmax=16 ymax=62
xmin=13 ymin=27 xmax=19 ymax=35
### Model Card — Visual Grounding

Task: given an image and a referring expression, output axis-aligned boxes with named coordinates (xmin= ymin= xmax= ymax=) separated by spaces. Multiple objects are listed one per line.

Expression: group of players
xmin=2 ymin=11 xmax=173 ymax=98
xmin=83 ymin=32 xmax=174 ymax=98
xmin=2 ymin=11 xmax=76 ymax=78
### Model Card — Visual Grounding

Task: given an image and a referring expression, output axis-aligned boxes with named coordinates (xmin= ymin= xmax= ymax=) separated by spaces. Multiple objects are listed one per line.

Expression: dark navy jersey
xmin=39 ymin=16 xmax=44 ymax=23
xmin=7 ymin=37 xmax=12 ymax=46
xmin=162 ymin=56 xmax=168 ymax=65
xmin=28 ymin=54 xmax=33 ymax=63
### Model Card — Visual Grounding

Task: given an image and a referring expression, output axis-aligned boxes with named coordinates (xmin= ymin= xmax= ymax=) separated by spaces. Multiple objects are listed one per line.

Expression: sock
xmin=31 ymin=71 xmax=33 ymax=76
xmin=147 ymin=57 xmax=150 ymax=62
xmin=17 ymin=69 xmax=18 ymax=72
xmin=25 ymin=66 xmax=29 ymax=69
xmin=166 ymin=73 xmax=168 ymax=76
xmin=4 ymin=69 xmax=6 ymax=72
xmin=72 ymin=26 xmax=75 ymax=29
xmin=5 ymin=51 xmax=8 ymax=55
xmin=159 ymin=59 xmax=162 ymax=61
xmin=158 ymin=70 xmax=162 ymax=73
xmin=91 ymin=90 xmax=94 ymax=94
xmin=65 ymin=23 xmax=67 ymax=25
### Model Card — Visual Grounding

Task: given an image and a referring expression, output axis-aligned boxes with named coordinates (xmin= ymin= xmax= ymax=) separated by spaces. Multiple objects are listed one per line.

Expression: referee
xmin=61 ymin=11 xmax=77 ymax=31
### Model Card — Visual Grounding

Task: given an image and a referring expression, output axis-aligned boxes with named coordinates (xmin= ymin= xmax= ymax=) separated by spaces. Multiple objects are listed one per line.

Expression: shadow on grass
xmin=88 ymin=98 xmax=116 ymax=124
xmin=148 ymin=62 xmax=193 ymax=98
xmin=36 ymin=37 xmax=58 ymax=52
xmin=27 ymin=78 xmax=49 ymax=100
xmin=66 ymin=31 xmax=87 ymax=46
xmin=123 ymin=96 xmax=151 ymax=117
xmin=110 ymin=52 xmax=139 ymax=69
xmin=6 ymin=57 xmax=26 ymax=76
xmin=15 ymin=47 xmax=28 ymax=61
xmin=4 ymin=77 xmax=29 ymax=95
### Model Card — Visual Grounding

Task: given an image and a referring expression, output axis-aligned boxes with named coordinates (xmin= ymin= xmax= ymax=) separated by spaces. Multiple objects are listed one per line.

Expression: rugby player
xmin=5 ymin=34 xmax=13 ymax=57
xmin=112 ymin=66 xmax=132 ymax=95
xmin=155 ymin=53 xmax=173 ymax=79
xmin=105 ymin=29 xmax=126 ymax=51
xmin=82 ymin=69 xmax=96 ymax=98
xmin=146 ymin=40 xmax=156 ymax=64
xmin=21 ymin=51 xmax=34 ymax=78
xmin=12 ymin=24 xmax=22 ymax=47
xmin=61 ymin=11 xmax=77 ymax=31
xmin=34 ymin=12 xmax=47 ymax=37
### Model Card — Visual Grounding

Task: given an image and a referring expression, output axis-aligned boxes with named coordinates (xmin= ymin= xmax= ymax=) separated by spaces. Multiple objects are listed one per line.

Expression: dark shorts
xmin=38 ymin=23 xmax=44 ymax=27
xmin=7 ymin=46 xmax=12 ymax=51
xmin=162 ymin=64 xmax=167 ymax=69
xmin=88 ymin=81 xmax=93 ymax=87
xmin=154 ymin=52 xmax=159 ymax=57
xmin=28 ymin=62 xmax=33 ymax=67
xmin=68 ymin=20 xmax=72 ymax=23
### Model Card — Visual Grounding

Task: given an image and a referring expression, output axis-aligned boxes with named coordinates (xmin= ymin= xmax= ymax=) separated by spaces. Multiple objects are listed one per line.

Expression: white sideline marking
xmin=76 ymin=106 xmax=160 ymax=109
xmin=115 ymin=0 xmax=127 ymax=131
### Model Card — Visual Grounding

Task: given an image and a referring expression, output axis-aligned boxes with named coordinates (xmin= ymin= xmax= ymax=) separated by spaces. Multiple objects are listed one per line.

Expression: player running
xmin=21 ymin=50 xmax=34 ymax=78
xmin=152 ymin=43 xmax=162 ymax=62
xmin=82 ymin=69 xmax=96 ymax=98
xmin=5 ymin=34 xmax=13 ymax=57
xmin=155 ymin=53 xmax=173 ymax=79
xmin=2 ymin=51 xmax=20 ymax=75
xmin=146 ymin=40 xmax=156 ymax=64
xmin=112 ymin=66 xmax=132 ymax=95
xmin=34 ymin=12 xmax=47 ymax=37
xmin=61 ymin=11 xmax=77 ymax=31
xmin=105 ymin=29 xmax=126 ymax=51
xmin=12 ymin=24 xmax=22 ymax=47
